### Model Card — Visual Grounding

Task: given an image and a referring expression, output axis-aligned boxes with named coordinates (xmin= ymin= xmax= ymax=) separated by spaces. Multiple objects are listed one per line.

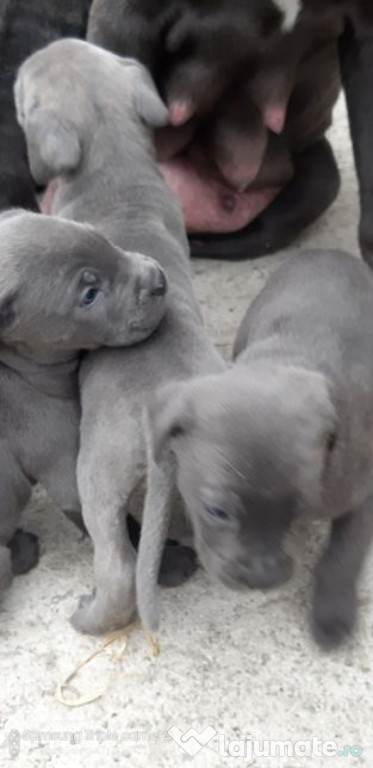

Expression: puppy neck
xmin=0 ymin=344 xmax=80 ymax=399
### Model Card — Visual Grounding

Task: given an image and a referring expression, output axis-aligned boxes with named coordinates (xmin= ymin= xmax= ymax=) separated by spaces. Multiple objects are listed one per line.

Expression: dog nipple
xmin=263 ymin=103 xmax=287 ymax=134
xmin=220 ymin=193 xmax=237 ymax=213
xmin=169 ymin=99 xmax=194 ymax=126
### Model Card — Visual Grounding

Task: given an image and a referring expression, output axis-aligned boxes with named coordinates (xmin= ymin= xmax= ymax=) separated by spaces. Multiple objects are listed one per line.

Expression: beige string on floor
xmin=55 ymin=622 xmax=159 ymax=707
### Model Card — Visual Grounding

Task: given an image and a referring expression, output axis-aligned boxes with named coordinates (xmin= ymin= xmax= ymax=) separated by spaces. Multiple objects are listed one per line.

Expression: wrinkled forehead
xmin=188 ymin=393 xmax=299 ymax=490
xmin=0 ymin=214 xmax=100 ymax=262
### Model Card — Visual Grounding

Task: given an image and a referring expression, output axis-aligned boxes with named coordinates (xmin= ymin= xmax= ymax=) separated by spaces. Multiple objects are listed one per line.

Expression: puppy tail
xmin=136 ymin=417 xmax=174 ymax=633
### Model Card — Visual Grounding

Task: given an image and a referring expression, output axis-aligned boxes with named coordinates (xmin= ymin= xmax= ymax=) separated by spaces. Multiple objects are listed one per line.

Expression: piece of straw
xmin=56 ymin=623 xmax=159 ymax=707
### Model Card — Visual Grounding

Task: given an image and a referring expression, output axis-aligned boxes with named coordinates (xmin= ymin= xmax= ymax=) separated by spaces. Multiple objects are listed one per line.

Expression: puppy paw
xmin=8 ymin=529 xmax=40 ymax=575
xmin=311 ymin=590 xmax=356 ymax=649
xmin=159 ymin=543 xmax=197 ymax=587
xmin=70 ymin=591 xmax=136 ymax=635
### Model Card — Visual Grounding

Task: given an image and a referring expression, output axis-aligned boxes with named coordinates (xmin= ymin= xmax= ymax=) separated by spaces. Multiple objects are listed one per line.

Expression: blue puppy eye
xmin=205 ymin=505 xmax=230 ymax=522
xmin=80 ymin=286 xmax=99 ymax=307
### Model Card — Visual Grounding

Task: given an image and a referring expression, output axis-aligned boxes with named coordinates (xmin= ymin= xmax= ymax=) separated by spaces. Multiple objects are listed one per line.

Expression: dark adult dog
xmin=88 ymin=0 xmax=342 ymax=257
xmin=2 ymin=1 xmax=372 ymax=259
xmin=0 ymin=0 xmax=91 ymax=211
xmin=88 ymin=0 xmax=373 ymax=262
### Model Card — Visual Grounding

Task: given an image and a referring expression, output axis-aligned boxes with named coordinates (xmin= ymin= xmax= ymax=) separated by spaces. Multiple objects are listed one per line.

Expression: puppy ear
xmin=149 ymin=381 xmax=192 ymax=464
xmin=290 ymin=369 xmax=338 ymax=506
xmin=132 ymin=67 xmax=169 ymax=128
xmin=24 ymin=110 xmax=81 ymax=185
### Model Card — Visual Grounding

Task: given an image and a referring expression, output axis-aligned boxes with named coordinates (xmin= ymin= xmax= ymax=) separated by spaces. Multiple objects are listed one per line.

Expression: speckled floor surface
xmin=1 ymin=97 xmax=372 ymax=768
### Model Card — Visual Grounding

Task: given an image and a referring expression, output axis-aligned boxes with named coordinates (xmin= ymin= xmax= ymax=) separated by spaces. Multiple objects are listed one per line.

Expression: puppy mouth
xmin=201 ymin=549 xmax=293 ymax=591
xmin=128 ymin=322 xmax=157 ymax=335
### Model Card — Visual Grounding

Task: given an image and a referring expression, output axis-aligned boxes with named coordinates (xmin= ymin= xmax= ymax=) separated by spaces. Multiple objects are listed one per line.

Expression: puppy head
xmin=148 ymin=366 xmax=336 ymax=591
xmin=0 ymin=211 xmax=167 ymax=353
xmin=15 ymin=39 xmax=169 ymax=184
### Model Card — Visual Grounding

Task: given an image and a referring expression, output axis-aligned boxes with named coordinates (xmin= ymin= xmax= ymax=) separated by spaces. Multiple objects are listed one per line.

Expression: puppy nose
xmin=245 ymin=553 xmax=293 ymax=589
xmin=135 ymin=264 xmax=167 ymax=302
xmin=150 ymin=268 xmax=167 ymax=296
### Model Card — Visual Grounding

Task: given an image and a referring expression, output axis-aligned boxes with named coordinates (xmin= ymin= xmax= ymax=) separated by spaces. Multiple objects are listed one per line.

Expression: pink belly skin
xmin=159 ymin=154 xmax=280 ymax=234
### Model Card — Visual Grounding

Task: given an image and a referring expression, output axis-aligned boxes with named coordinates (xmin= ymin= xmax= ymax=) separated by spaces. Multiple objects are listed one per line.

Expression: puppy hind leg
xmin=71 ymin=446 xmax=143 ymax=635
xmin=312 ymin=497 xmax=373 ymax=648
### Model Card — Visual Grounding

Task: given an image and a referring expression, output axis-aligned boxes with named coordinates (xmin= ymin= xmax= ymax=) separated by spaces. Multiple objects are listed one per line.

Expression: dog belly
xmin=160 ymin=156 xmax=280 ymax=233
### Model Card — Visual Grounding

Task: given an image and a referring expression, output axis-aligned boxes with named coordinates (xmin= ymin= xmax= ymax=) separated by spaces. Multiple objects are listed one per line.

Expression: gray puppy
xmin=0 ymin=209 xmax=166 ymax=592
xmin=16 ymin=39 xmax=224 ymax=634
xmin=138 ymin=250 xmax=373 ymax=648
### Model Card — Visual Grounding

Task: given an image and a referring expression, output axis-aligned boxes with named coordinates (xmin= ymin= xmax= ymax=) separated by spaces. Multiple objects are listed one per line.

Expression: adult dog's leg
xmin=339 ymin=19 xmax=373 ymax=267
xmin=0 ymin=0 xmax=91 ymax=211
xmin=189 ymin=138 xmax=340 ymax=259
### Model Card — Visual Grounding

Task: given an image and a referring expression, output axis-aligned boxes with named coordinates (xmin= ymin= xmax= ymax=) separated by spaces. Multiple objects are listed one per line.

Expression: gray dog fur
xmin=138 ymin=249 xmax=373 ymax=648
xmin=16 ymin=39 xmax=224 ymax=634
xmin=0 ymin=209 xmax=166 ymax=593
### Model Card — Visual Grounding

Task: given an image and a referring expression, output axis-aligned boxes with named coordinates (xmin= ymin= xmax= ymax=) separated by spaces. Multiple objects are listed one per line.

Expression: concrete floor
xmin=1 ymin=97 xmax=372 ymax=768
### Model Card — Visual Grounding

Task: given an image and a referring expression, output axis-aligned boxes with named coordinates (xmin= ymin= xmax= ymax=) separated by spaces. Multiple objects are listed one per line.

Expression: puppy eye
xmin=80 ymin=286 xmax=100 ymax=307
xmin=205 ymin=505 xmax=230 ymax=522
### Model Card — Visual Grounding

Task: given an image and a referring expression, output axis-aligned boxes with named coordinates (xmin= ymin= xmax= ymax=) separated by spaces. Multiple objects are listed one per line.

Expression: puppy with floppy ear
xmin=88 ymin=0 xmax=342 ymax=257
xmin=0 ymin=209 xmax=167 ymax=594
xmin=138 ymin=249 xmax=373 ymax=648
xmin=15 ymin=42 xmax=169 ymax=189
xmin=17 ymin=39 xmax=225 ymax=635
xmin=137 ymin=367 xmax=337 ymax=633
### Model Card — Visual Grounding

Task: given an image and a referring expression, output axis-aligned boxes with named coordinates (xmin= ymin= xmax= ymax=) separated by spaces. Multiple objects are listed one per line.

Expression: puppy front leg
xmin=339 ymin=20 xmax=373 ymax=267
xmin=71 ymin=450 xmax=141 ymax=635
xmin=312 ymin=498 xmax=373 ymax=648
